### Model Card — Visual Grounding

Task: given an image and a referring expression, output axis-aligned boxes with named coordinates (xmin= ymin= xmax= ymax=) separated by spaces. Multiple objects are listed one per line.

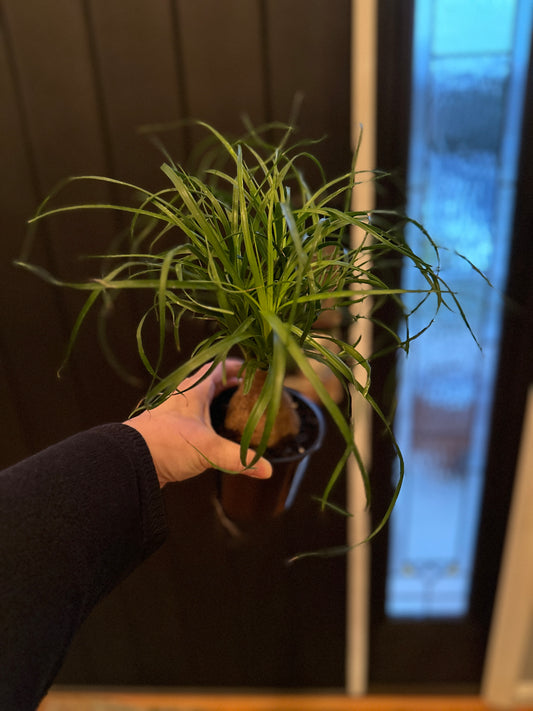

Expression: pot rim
xmin=211 ymin=385 xmax=326 ymax=464
xmin=268 ymin=387 xmax=325 ymax=463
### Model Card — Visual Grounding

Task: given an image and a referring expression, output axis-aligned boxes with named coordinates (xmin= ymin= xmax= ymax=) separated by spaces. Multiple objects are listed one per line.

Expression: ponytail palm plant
xmin=18 ymin=121 xmax=475 ymax=536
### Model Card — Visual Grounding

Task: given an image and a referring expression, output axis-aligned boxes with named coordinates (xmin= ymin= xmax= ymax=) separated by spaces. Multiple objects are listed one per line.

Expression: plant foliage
xmin=18 ymin=121 xmax=475 ymax=539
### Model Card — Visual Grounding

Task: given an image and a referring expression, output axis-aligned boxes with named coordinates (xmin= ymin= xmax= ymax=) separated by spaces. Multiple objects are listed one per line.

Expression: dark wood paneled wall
xmin=1 ymin=0 xmax=351 ymax=466
xmin=1 ymin=0 xmax=352 ymax=690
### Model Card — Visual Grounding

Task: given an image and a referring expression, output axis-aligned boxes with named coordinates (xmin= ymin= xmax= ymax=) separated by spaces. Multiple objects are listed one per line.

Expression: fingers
xmin=180 ymin=359 xmax=243 ymax=400
xmin=192 ymin=361 xmax=271 ymax=479
xmin=207 ymin=435 xmax=272 ymax=479
xmin=158 ymin=360 xmax=242 ymax=418
xmin=210 ymin=359 xmax=244 ymax=398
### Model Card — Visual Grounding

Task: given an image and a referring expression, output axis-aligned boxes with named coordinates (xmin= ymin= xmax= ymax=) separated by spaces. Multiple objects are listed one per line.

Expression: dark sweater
xmin=0 ymin=424 xmax=167 ymax=710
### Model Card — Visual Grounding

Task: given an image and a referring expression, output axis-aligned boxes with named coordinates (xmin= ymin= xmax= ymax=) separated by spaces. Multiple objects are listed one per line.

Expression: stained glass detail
xmin=386 ymin=0 xmax=532 ymax=618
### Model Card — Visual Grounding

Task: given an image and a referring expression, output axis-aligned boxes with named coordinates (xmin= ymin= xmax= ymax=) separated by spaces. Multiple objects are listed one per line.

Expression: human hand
xmin=124 ymin=360 xmax=273 ymax=487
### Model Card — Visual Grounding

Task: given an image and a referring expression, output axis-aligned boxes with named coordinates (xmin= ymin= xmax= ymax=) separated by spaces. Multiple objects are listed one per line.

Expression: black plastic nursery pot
xmin=210 ymin=387 xmax=325 ymax=528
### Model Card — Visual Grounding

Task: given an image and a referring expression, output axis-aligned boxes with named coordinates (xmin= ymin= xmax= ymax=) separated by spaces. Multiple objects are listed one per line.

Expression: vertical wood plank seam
xmin=169 ymin=0 xmax=192 ymax=154
xmin=0 ymin=1 xmax=87 ymax=446
xmin=258 ymin=0 xmax=273 ymax=125
xmin=0 ymin=1 xmax=42 ymax=200
xmin=80 ymin=0 xmax=117 ymax=180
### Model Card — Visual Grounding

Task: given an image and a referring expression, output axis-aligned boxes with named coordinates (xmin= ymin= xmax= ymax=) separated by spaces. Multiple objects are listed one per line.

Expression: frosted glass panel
xmin=430 ymin=57 xmax=508 ymax=155
xmin=433 ymin=0 xmax=515 ymax=55
xmin=386 ymin=0 xmax=532 ymax=618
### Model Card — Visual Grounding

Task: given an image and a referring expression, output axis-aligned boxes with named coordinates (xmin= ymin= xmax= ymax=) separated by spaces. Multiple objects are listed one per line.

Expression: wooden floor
xmin=38 ymin=691 xmax=533 ymax=711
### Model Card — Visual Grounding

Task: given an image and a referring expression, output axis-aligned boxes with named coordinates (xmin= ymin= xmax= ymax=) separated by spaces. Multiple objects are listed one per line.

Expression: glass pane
xmin=386 ymin=0 xmax=532 ymax=619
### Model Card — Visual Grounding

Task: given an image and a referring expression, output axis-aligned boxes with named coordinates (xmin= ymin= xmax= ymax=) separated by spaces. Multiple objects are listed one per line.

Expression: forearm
xmin=0 ymin=424 xmax=167 ymax=710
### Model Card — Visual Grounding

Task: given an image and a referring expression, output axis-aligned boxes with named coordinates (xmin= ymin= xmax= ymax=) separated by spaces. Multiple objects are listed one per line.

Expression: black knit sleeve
xmin=0 ymin=424 xmax=168 ymax=710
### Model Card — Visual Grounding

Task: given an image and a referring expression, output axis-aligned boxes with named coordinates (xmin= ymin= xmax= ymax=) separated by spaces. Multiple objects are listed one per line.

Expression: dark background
xmin=1 ymin=0 xmax=352 ymax=689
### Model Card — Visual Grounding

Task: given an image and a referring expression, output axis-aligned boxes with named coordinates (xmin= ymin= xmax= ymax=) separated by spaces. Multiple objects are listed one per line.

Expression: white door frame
xmin=482 ymin=386 xmax=533 ymax=708
xmin=345 ymin=0 xmax=377 ymax=696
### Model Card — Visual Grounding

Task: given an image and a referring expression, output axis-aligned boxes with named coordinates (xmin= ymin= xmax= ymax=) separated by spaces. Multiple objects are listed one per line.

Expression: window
xmin=386 ymin=0 xmax=533 ymax=619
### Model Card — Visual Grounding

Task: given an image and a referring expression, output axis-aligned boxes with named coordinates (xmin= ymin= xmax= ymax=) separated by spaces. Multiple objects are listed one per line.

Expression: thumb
xmin=209 ymin=435 xmax=272 ymax=479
